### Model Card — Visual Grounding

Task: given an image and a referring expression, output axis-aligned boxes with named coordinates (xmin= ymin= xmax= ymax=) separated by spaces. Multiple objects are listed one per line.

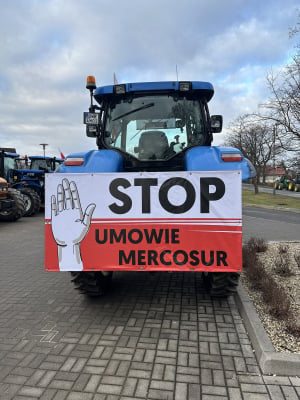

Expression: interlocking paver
xmin=49 ymin=379 xmax=74 ymax=390
xmin=0 ymin=214 xmax=299 ymax=400
xmin=176 ymin=372 xmax=200 ymax=384
xmin=66 ymin=392 xmax=94 ymax=400
xmin=202 ymin=385 xmax=228 ymax=396
xmin=52 ymin=390 xmax=69 ymax=400
xmin=281 ymin=386 xmax=300 ymax=400
xmin=97 ymin=383 xmax=122 ymax=395
xmin=228 ymin=387 xmax=243 ymax=400
xmin=18 ymin=386 xmax=45 ymax=397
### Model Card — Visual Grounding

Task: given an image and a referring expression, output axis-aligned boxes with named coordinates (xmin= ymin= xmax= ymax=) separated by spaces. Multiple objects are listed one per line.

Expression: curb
xmin=235 ymin=284 xmax=300 ymax=376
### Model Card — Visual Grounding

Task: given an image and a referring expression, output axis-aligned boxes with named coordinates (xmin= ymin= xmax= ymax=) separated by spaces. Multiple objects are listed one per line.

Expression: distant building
xmin=261 ymin=165 xmax=286 ymax=184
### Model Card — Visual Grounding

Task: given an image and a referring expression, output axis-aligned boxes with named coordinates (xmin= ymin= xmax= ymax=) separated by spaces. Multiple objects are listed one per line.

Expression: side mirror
xmin=210 ymin=115 xmax=223 ymax=133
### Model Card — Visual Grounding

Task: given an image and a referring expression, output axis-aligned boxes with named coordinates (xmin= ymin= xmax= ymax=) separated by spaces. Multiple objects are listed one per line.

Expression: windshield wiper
xmin=112 ymin=102 xmax=154 ymax=121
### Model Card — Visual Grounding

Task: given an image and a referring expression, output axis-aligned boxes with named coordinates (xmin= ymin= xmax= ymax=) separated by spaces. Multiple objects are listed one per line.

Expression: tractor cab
xmin=0 ymin=150 xmax=25 ymax=221
xmin=83 ymin=78 xmax=223 ymax=172
xmin=0 ymin=150 xmax=19 ymax=178
xmin=0 ymin=150 xmax=19 ymax=204
xmin=28 ymin=156 xmax=64 ymax=172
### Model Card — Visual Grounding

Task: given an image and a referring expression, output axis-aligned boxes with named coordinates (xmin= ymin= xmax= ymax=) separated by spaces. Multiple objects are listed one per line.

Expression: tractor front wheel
xmin=70 ymin=271 xmax=113 ymax=296
xmin=21 ymin=187 xmax=41 ymax=216
xmin=203 ymin=272 xmax=240 ymax=298
xmin=0 ymin=188 xmax=25 ymax=221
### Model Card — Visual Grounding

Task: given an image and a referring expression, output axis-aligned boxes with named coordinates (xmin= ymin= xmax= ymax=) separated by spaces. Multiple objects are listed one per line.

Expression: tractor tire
xmin=294 ymin=184 xmax=299 ymax=192
xmin=288 ymin=182 xmax=294 ymax=191
xmin=21 ymin=187 xmax=41 ymax=216
xmin=0 ymin=188 xmax=25 ymax=221
xmin=70 ymin=271 xmax=113 ymax=296
xmin=203 ymin=272 xmax=240 ymax=298
xmin=278 ymin=183 xmax=283 ymax=190
xmin=274 ymin=182 xmax=278 ymax=190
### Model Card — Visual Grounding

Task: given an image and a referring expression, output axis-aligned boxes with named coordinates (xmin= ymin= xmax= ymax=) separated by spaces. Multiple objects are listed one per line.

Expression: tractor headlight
xmin=113 ymin=84 xmax=126 ymax=94
xmin=179 ymin=81 xmax=192 ymax=91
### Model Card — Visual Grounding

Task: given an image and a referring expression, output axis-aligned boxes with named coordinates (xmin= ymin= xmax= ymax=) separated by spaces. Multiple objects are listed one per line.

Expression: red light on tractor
xmin=221 ymin=153 xmax=243 ymax=162
xmin=64 ymin=157 xmax=84 ymax=166
xmin=86 ymin=75 xmax=96 ymax=90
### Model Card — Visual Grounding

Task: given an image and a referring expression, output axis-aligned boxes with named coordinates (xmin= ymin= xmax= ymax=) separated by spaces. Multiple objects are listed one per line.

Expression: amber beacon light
xmin=86 ymin=75 xmax=96 ymax=90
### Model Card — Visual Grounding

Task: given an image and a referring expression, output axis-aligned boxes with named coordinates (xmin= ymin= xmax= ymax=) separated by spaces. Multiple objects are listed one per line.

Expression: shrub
xmin=245 ymin=237 xmax=268 ymax=253
xmin=244 ymin=258 xmax=269 ymax=291
xmin=242 ymin=245 xmax=257 ymax=270
xmin=294 ymin=253 xmax=300 ymax=269
xmin=242 ymin=238 xmax=297 ymax=339
xmin=261 ymin=277 xmax=291 ymax=319
xmin=286 ymin=320 xmax=300 ymax=338
xmin=274 ymin=253 xmax=293 ymax=277
xmin=278 ymin=244 xmax=289 ymax=254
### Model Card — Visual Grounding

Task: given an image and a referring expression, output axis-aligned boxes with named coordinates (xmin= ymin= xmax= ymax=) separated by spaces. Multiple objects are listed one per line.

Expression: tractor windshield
xmin=104 ymin=95 xmax=208 ymax=160
xmin=31 ymin=159 xmax=52 ymax=171
xmin=3 ymin=156 xmax=17 ymax=176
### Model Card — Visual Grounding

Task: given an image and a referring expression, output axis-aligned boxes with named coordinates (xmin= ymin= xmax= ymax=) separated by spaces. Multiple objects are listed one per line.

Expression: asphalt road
xmin=242 ymin=206 xmax=300 ymax=242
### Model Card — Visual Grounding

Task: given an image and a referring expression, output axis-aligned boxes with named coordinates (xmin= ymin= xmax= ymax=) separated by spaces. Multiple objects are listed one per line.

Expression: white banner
xmin=45 ymin=171 xmax=242 ymax=272
xmin=45 ymin=170 xmax=241 ymax=220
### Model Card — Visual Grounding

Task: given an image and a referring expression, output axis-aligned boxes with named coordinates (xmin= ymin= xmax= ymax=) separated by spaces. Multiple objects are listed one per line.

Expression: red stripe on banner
xmin=45 ymin=221 xmax=242 ymax=273
xmin=90 ymin=218 xmax=242 ymax=222
xmin=45 ymin=225 xmax=59 ymax=271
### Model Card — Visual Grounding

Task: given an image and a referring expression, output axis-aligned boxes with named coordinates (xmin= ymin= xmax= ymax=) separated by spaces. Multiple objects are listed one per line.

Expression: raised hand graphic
xmin=51 ymin=178 xmax=96 ymax=271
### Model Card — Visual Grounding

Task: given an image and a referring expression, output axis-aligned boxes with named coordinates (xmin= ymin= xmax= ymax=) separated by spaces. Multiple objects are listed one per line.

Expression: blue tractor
xmin=0 ymin=149 xmax=25 ymax=221
xmin=55 ymin=77 xmax=256 ymax=297
xmin=26 ymin=155 xmax=64 ymax=173
xmin=8 ymin=155 xmax=63 ymax=216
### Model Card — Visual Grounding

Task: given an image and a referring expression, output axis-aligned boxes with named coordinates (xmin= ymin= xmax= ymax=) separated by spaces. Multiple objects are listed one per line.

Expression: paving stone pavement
xmin=0 ymin=214 xmax=299 ymax=400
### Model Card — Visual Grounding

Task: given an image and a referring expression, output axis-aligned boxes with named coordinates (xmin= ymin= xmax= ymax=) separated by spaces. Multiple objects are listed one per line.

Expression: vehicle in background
xmin=8 ymin=156 xmax=64 ymax=215
xmin=274 ymin=175 xmax=293 ymax=190
xmin=0 ymin=149 xmax=25 ymax=221
xmin=287 ymin=174 xmax=300 ymax=192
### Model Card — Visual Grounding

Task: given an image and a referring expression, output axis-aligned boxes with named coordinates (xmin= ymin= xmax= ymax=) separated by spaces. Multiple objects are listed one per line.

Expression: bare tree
xmin=226 ymin=115 xmax=283 ymax=192
xmin=258 ymin=14 xmax=300 ymax=155
xmin=260 ymin=65 xmax=300 ymax=153
xmin=224 ymin=15 xmax=300 ymax=179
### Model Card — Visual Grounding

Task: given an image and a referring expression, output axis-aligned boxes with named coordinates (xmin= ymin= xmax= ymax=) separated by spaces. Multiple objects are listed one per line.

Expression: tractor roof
xmin=0 ymin=151 xmax=19 ymax=158
xmin=29 ymin=156 xmax=63 ymax=161
xmin=94 ymin=81 xmax=214 ymax=102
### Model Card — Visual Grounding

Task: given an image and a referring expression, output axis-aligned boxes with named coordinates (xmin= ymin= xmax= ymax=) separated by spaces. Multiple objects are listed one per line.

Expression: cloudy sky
xmin=0 ymin=0 xmax=299 ymax=157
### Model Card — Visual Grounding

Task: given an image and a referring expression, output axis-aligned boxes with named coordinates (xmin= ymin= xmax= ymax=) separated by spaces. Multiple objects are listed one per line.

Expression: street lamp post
xmin=40 ymin=143 xmax=48 ymax=158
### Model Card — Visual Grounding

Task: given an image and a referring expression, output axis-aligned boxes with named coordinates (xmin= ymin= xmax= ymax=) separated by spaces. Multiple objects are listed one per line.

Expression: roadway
xmin=242 ymin=206 xmax=300 ymax=242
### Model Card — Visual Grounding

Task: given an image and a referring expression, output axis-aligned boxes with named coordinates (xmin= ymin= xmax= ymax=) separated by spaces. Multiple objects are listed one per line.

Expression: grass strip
xmin=242 ymin=189 xmax=300 ymax=210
